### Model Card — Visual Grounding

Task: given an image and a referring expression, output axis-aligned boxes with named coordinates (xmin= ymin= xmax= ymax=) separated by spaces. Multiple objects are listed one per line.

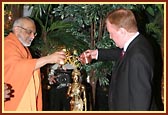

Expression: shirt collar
xmin=123 ymin=32 xmax=139 ymax=52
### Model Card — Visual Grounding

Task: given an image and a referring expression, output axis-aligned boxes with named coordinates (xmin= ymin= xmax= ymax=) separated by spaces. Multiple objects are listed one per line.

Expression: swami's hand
xmin=35 ymin=51 xmax=66 ymax=70
xmin=48 ymin=51 xmax=66 ymax=65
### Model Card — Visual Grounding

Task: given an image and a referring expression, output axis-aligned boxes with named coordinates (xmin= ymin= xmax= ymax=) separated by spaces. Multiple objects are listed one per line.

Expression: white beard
xmin=18 ymin=37 xmax=32 ymax=47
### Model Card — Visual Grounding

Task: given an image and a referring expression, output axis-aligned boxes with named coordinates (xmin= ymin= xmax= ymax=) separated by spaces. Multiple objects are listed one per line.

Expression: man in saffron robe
xmin=4 ymin=17 xmax=66 ymax=111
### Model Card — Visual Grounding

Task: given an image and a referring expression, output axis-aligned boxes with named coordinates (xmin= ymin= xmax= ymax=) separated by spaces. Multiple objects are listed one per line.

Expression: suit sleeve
xmin=98 ymin=48 xmax=122 ymax=61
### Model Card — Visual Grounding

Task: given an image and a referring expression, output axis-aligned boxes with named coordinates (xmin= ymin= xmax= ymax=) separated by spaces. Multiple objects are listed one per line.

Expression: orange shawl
xmin=4 ymin=33 xmax=42 ymax=111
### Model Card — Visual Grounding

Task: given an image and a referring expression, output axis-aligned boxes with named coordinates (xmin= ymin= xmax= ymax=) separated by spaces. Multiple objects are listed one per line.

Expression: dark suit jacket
xmin=98 ymin=34 xmax=163 ymax=111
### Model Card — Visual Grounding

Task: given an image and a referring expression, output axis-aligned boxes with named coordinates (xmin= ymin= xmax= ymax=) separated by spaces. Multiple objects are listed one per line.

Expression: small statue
xmin=67 ymin=69 xmax=87 ymax=111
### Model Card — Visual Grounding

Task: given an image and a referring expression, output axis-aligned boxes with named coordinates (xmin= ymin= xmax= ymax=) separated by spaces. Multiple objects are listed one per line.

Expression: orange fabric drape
xmin=4 ymin=33 xmax=42 ymax=111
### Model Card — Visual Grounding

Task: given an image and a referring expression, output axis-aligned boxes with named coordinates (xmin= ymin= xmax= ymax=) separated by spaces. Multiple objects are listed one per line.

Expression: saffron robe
xmin=4 ymin=33 xmax=42 ymax=111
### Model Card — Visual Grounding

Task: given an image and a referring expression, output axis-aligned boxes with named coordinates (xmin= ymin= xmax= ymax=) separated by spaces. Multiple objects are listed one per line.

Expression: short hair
xmin=12 ymin=17 xmax=35 ymax=30
xmin=106 ymin=8 xmax=138 ymax=32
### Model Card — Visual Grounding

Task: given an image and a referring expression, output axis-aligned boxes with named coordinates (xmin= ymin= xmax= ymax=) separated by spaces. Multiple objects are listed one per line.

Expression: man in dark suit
xmin=80 ymin=8 xmax=163 ymax=111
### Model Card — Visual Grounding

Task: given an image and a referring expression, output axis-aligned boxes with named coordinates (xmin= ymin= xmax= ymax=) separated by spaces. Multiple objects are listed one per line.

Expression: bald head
xmin=12 ymin=17 xmax=37 ymax=47
xmin=12 ymin=17 xmax=35 ymax=30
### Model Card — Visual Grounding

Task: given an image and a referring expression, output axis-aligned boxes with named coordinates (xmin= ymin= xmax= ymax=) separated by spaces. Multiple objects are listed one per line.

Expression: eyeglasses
xmin=16 ymin=26 xmax=37 ymax=37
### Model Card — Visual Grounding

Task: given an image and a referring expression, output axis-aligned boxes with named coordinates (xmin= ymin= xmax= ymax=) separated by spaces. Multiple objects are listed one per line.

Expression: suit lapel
xmin=114 ymin=34 xmax=141 ymax=72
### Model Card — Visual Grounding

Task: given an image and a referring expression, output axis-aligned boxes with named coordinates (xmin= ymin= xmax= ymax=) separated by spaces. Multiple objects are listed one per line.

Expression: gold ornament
xmin=67 ymin=69 xmax=87 ymax=111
